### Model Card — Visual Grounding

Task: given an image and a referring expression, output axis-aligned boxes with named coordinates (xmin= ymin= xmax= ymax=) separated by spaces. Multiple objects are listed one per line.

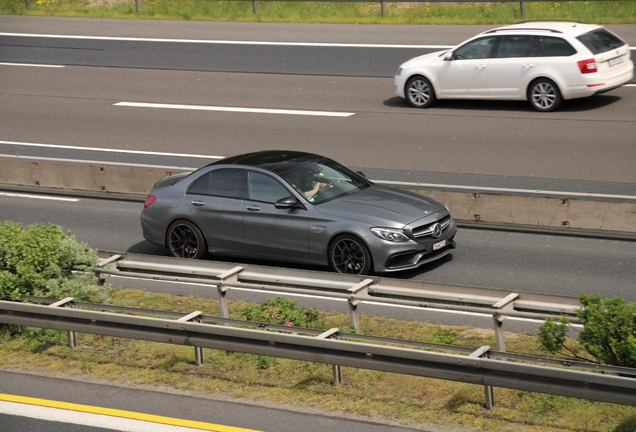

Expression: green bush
xmin=240 ymin=296 xmax=319 ymax=328
xmin=0 ymin=221 xmax=103 ymax=302
xmin=538 ymin=293 xmax=636 ymax=368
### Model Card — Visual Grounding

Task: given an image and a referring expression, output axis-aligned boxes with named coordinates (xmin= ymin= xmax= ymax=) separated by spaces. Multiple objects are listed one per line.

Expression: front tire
xmin=167 ymin=220 xmax=206 ymax=259
xmin=406 ymin=76 xmax=436 ymax=108
xmin=528 ymin=78 xmax=562 ymax=112
xmin=329 ymin=234 xmax=372 ymax=275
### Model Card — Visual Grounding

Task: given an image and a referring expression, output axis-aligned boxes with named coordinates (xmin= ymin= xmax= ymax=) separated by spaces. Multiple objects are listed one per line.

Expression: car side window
xmin=497 ymin=35 xmax=541 ymax=58
xmin=453 ymin=36 xmax=498 ymax=60
xmin=542 ymin=37 xmax=577 ymax=57
xmin=247 ymin=171 xmax=291 ymax=204
xmin=187 ymin=169 xmax=243 ymax=198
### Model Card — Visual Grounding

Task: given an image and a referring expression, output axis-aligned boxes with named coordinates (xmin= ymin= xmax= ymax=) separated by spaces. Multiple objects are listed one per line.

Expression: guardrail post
xmin=179 ymin=311 xmax=204 ymax=365
xmin=380 ymin=2 xmax=385 ymax=17
xmin=348 ymin=300 xmax=361 ymax=331
xmin=49 ymin=297 xmax=76 ymax=347
xmin=95 ymin=254 xmax=122 ymax=286
xmin=252 ymin=0 xmax=257 ymax=14
xmin=493 ymin=315 xmax=507 ymax=352
xmin=520 ymin=1 xmax=525 ymax=16
xmin=318 ymin=328 xmax=342 ymax=385
xmin=214 ymin=266 xmax=243 ymax=324
xmin=470 ymin=346 xmax=494 ymax=409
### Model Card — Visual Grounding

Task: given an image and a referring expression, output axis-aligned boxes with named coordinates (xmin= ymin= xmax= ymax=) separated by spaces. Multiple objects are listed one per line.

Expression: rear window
xmin=577 ymin=29 xmax=626 ymax=55
xmin=543 ymin=37 xmax=577 ymax=57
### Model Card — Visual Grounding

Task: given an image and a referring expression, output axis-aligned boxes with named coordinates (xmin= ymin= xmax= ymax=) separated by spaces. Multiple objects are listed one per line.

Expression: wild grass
xmin=2 ymin=0 xmax=636 ymax=24
xmin=2 ymin=288 xmax=636 ymax=431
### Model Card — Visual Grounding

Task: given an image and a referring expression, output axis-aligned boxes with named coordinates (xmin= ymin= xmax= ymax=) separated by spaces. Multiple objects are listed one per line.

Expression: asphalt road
xmin=1 ymin=15 xmax=635 ymax=431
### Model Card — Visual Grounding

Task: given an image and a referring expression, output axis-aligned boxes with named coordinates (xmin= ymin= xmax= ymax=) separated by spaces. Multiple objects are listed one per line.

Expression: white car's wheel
xmin=529 ymin=79 xmax=563 ymax=112
xmin=406 ymin=76 xmax=436 ymax=108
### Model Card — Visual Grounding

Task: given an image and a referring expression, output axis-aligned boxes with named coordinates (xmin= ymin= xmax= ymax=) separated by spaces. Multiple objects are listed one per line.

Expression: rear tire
xmin=528 ymin=78 xmax=562 ymax=112
xmin=406 ymin=76 xmax=436 ymax=108
xmin=329 ymin=234 xmax=372 ymax=275
xmin=167 ymin=220 xmax=206 ymax=259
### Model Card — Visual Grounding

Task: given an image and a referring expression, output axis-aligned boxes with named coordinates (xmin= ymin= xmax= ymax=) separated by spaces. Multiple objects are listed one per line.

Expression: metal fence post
xmin=135 ymin=0 xmax=139 ymax=14
xmin=380 ymin=2 xmax=385 ymax=17
xmin=252 ymin=0 xmax=257 ymax=14
xmin=179 ymin=311 xmax=204 ymax=365
xmin=470 ymin=346 xmax=494 ymax=408
xmin=348 ymin=299 xmax=360 ymax=331
xmin=318 ymin=328 xmax=342 ymax=385
xmin=493 ymin=315 xmax=507 ymax=352
xmin=49 ymin=298 xmax=76 ymax=347
xmin=520 ymin=1 xmax=525 ymax=16
xmin=214 ymin=266 xmax=243 ymax=324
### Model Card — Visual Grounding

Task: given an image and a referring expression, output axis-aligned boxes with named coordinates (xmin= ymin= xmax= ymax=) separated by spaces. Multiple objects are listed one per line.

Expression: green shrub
xmin=538 ymin=293 xmax=636 ymax=368
xmin=0 ymin=221 xmax=102 ymax=302
xmin=240 ymin=296 xmax=319 ymax=328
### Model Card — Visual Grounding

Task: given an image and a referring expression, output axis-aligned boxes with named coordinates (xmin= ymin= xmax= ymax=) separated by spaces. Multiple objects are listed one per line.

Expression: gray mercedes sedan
xmin=141 ymin=150 xmax=456 ymax=275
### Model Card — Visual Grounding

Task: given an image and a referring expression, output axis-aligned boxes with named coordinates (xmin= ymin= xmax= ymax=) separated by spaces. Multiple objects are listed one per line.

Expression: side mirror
xmin=356 ymin=171 xmax=366 ymax=178
xmin=444 ymin=52 xmax=454 ymax=61
xmin=275 ymin=197 xmax=301 ymax=209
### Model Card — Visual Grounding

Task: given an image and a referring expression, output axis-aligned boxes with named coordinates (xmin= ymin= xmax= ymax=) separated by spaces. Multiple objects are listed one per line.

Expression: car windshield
xmin=577 ymin=28 xmax=626 ymax=55
xmin=278 ymin=158 xmax=372 ymax=204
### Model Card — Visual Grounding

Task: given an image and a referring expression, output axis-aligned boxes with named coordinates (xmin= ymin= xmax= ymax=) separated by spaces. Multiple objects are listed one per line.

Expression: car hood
xmin=315 ymin=184 xmax=447 ymax=226
xmin=399 ymin=49 xmax=449 ymax=68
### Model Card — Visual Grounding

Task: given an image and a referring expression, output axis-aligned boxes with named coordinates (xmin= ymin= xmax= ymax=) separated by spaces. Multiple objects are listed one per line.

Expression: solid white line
xmin=0 ymin=32 xmax=450 ymax=49
xmin=374 ymin=180 xmax=636 ymax=200
xmin=0 ymin=62 xmax=64 ymax=68
xmin=0 ymin=401 xmax=208 ymax=432
xmin=0 ymin=192 xmax=79 ymax=202
xmin=114 ymin=101 xmax=355 ymax=117
xmin=0 ymin=140 xmax=223 ymax=160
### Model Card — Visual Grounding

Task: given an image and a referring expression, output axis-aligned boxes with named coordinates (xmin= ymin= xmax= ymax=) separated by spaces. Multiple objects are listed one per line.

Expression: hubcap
xmin=169 ymin=225 xmax=199 ymax=258
xmin=332 ymin=239 xmax=366 ymax=274
xmin=408 ymin=80 xmax=430 ymax=106
xmin=532 ymin=82 xmax=556 ymax=109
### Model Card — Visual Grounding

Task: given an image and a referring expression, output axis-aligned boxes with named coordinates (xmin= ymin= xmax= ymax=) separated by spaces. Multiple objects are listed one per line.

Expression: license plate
xmin=433 ymin=240 xmax=446 ymax=251
xmin=608 ymin=56 xmax=624 ymax=67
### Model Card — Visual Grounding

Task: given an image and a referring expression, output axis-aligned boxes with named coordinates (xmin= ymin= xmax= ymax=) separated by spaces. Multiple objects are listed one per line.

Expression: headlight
xmin=396 ymin=67 xmax=403 ymax=76
xmin=370 ymin=227 xmax=410 ymax=242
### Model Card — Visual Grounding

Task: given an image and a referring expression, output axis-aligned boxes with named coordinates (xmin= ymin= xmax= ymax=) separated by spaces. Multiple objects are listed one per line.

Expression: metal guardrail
xmin=1 ymin=298 xmax=635 ymax=408
xmin=97 ymin=251 xmax=583 ymax=352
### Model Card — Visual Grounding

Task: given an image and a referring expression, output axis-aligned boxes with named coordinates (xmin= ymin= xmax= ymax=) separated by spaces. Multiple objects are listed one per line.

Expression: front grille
xmin=412 ymin=215 xmax=451 ymax=240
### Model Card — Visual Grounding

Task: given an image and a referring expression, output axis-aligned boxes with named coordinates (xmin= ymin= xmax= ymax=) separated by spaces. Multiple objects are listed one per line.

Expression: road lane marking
xmin=0 ymin=62 xmax=64 ymax=68
xmin=0 ymin=394 xmax=261 ymax=432
xmin=0 ymin=192 xmax=80 ymax=202
xmin=0 ymin=32 xmax=450 ymax=49
xmin=114 ymin=101 xmax=356 ymax=117
xmin=0 ymin=140 xmax=224 ymax=160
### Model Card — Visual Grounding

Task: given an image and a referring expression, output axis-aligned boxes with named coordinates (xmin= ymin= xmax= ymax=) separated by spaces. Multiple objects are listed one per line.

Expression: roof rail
xmin=485 ymin=28 xmax=564 ymax=34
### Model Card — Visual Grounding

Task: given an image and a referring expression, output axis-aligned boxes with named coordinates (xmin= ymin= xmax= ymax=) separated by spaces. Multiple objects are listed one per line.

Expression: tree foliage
xmin=0 ymin=221 xmax=103 ymax=302
xmin=538 ymin=293 xmax=636 ymax=368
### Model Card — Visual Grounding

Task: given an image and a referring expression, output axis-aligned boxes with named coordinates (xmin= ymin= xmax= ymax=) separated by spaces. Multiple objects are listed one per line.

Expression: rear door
xmin=488 ymin=35 xmax=542 ymax=97
xmin=185 ymin=168 xmax=245 ymax=252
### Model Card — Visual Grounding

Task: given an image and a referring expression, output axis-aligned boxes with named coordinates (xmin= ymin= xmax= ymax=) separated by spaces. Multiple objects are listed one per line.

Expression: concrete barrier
xmin=1 ymin=155 xmax=635 ymax=235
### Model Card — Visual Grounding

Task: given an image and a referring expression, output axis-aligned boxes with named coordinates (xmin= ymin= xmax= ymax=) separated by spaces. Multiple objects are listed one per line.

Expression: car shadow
xmin=384 ymin=94 xmax=622 ymax=112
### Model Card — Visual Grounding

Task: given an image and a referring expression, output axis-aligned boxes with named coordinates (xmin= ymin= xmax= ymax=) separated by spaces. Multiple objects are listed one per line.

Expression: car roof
xmin=208 ymin=150 xmax=326 ymax=175
xmin=483 ymin=21 xmax=602 ymax=37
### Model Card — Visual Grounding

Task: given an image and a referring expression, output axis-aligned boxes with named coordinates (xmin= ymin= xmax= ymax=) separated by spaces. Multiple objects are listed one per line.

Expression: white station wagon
xmin=394 ymin=21 xmax=634 ymax=112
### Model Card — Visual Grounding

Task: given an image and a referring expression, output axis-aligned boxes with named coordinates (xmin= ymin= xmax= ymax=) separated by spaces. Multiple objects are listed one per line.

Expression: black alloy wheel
xmin=528 ymin=78 xmax=563 ymax=112
xmin=167 ymin=220 xmax=206 ymax=259
xmin=329 ymin=234 xmax=372 ymax=275
xmin=406 ymin=76 xmax=436 ymax=108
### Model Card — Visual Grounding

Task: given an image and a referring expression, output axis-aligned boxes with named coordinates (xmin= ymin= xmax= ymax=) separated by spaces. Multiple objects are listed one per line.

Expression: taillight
xmin=143 ymin=195 xmax=156 ymax=209
xmin=577 ymin=58 xmax=597 ymax=74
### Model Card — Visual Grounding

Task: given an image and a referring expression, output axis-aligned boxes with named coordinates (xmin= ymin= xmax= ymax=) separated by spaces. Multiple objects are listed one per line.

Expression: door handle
xmin=246 ymin=205 xmax=261 ymax=212
xmin=191 ymin=200 xmax=205 ymax=206
xmin=523 ymin=64 xmax=535 ymax=69
xmin=476 ymin=65 xmax=487 ymax=69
